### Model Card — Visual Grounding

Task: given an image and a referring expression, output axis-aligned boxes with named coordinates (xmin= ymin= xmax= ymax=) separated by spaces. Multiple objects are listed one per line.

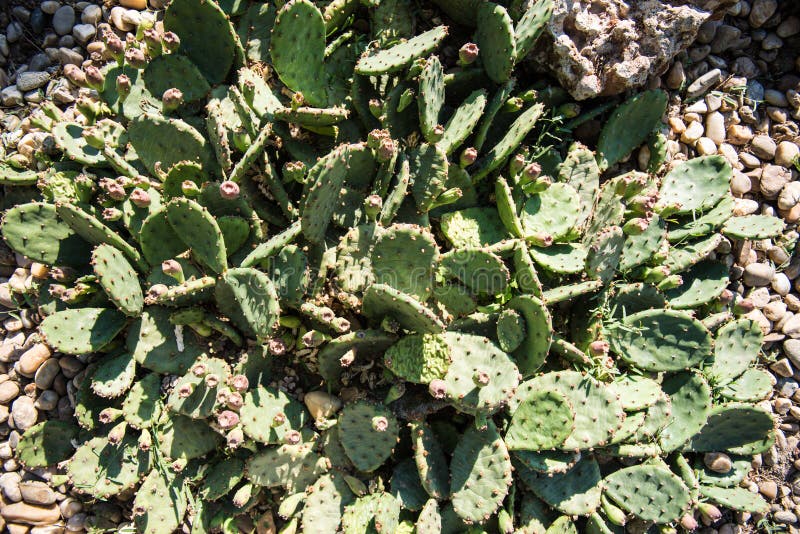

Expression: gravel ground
xmin=2 ymin=0 xmax=800 ymax=532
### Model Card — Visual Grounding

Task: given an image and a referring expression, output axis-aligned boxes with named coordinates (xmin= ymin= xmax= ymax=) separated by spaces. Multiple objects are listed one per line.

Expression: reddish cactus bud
xmin=162 ymin=88 xmax=184 ymax=112
xmin=428 ymin=379 xmax=447 ymax=399
xmin=102 ymin=207 xmax=123 ymax=221
xmin=63 ymin=64 xmax=86 ymax=86
xmin=458 ymin=42 xmax=479 ymax=65
xmin=84 ymin=65 xmax=105 ymax=91
xmin=204 ymin=373 xmax=220 ymax=387
xmin=268 ymin=337 xmax=287 ymax=356
xmin=162 ymin=31 xmax=180 ymax=53
xmin=116 ymin=74 xmax=131 ymax=100
xmin=129 ymin=188 xmax=151 ymax=208
xmin=219 ymin=180 xmax=240 ymax=200
xmin=589 ymin=340 xmax=610 ymax=357
xmin=217 ymin=410 xmax=240 ymax=429
xmin=230 ymin=374 xmax=249 ymax=392
xmin=372 ymin=416 xmax=389 ymax=432
xmin=125 ymin=47 xmax=147 ymax=69
xmin=460 ymin=147 xmax=478 ymax=168
xmin=177 ymin=383 xmax=194 ymax=398
xmin=191 ymin=362 xmax=208 ymax=377
xmin=284 ymin=430 xmax=302 ymax=445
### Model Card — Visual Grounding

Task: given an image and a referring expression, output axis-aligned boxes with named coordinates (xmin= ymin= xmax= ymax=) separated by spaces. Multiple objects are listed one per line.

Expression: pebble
xmin=731 ymin=171 xmax=752 ymax=196
xmin=40 ymin=1 xmax=61 ymax=15
xmin=109 ymin=7 xmax=133 ymax=32
xmin=0 ymin=502 xmax=61 ymax=526
xmin=759 ymin=479 xmax=779 ymax=500
xmin=10 ymin=396 xmax=37 ymax=430
xmin=775 ymin=141 xmax=799 ymax=168
xmin=16 ymin=345 xmax=51 ymax=378
xmin=0 ymin=471 xmax=22 ymax=502
xmin=0 ymin=380 xmax=20 ymax=404
xmin=81 ymin=4 xmax=102 ymax=24
xmin=728 ymin=124 xmax=754 ymax=145
xmin=773 ymin=272 xmax=792 ymax=296
xmin=751 ymin=134 xmax=777 ymax=160
xmin=71 ymin=24 xmax=96 ymax=45
xmin=687 ymin=68 xmax=722 ymax=98
xmin=52 ymin=5 xmax=75 ymax=36
xmin=774 ymin=510 xmax=798 ymax=524
xmin=705 ymin=111 xmax=726 ymax=144
xmin=119 ymin=0 xmax=148 ymax=8
xmin=0 ymin=86 xmax=23 ymax=106
xmin=34 ymin=359 xmax=59 ymax=391
xmin=778 ymin=181 xmax=800 ymax=211
xmin=15 ymin=72 xmax=50 ymax=93
xmin=744 ymin=263 xmax=776 ymax=287
xmin=19 ymin=482 xmax=56 ymax=506
xmin=760 ymin=164 xmax=791 ymax=199
xmin=696 ymin=137 xmax=717 ymax=155
xmin=785 ymin=340 xmax=800 ymax=370
xmin=6 ymin=22 xmax=23 ymax=43
xmin=777 ymin=16 xmax=800 ymax=38
xmin=681 ymin=121 xmax=705 ymax=144
xmin=704 ymin=452 xmax=733 ymax=473
xmin=57 ymin=47 xmax=83 ymax=66
xmin=749 ymin=0 xmax=778 ymax=28
xmin=771 ymin=358 xmax=794 ymax=378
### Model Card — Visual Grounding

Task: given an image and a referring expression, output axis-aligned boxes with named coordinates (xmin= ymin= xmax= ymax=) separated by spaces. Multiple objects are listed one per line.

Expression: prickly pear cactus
xmin=0 ymin=0 xmax=780 ymax=531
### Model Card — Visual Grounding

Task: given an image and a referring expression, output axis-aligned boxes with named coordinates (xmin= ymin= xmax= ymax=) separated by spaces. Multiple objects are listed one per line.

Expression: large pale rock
xmin=533 ymin=0 xmax=736 ymax=100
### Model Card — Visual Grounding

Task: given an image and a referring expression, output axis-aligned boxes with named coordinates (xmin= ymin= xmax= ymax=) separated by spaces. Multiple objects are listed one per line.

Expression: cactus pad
xmin=656 ymin=155 xmax=732 ymax=215
xmin=603 ymin=465 xmax=690 ymax=523
xmin=1 ymin=202 xmax=90 ymax=266
xmin=92 ymin=243 xmax=144 ymax=316
xmin=356 ymin=26 xmax=448 ymax=75
xmin=384 ymin=333 xmax=451 ymax=384
xmin=40 ymin=307 xmax=126 ymax=354
xmin=450 ymin=422 xmax=512 ymax=523
xmin=215 ymin=267 xmax=280 ymax=340
xmin=505 ymin=389 xmax=574 ymax=451
xmin=520 ymin=456 xmax=602 ymax=516
xmin=608 ymin=309 xmax=712 ymax=372
xmin=240 ymin=385 xmax=307 ymax=444
xmin=16 ymin=420 xmax=79 ymax=467
xmin=597 ymin=90 xmax=667 ymax=170
xmin=339 ymin=401 xmax=399 ymax=472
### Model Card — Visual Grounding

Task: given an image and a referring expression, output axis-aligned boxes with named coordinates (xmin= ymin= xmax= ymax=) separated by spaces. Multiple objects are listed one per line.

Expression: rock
xmin=109 ymin=7 xmax=134 ymax=32
xmin=0 ymin=86 xmax=23 ymax=106
xmin=681 ymin=120 xmax=705 ymax=144
xmin=534 ymin=1 xmax=727 ymax=100
xmin=34 ymin=359 xmax=60 ymax=391
xmin=771 ymin=358 xmax=794 ymax=378
xmin=0 ymin=380 xmax=20 ymax=404
xmin=785 ymin=339 xmax=800 ymax=368
xmin=687 ymin=68 xmax=723 ymax=99
xmin=775 ymin=141 xmax=799 ymax=168
xmin=665 ymin=61 xmax=685 ymax=89
xmin=743 ymin=263 xmax=775 ymax=287
xmin=57 ymin=47 xmax=83 ymax=66
xmin=773 ymin=272 xmax=792 ymax=296
xmin=15 ymin=72 xmax=49 ymax=92
xmin=728 ymin=124 xmax=754 ymax=145
xmin=704 ymin=452 xmax=732 ymax=473
xmin=696 ymin=137 xmax=716 ymax=155
xmin=749 ymin=0 xmax=778 ymax=28
xmin=760 ymin=164 xmax=792 ymax=199
xmin=17 ymin=345 xmax=51 ymax=377
xmin=730 ymin=170 xmax=752 ymax=196
xmin=19 ymin=483 xmax=55 ymax=507
xmin=0 ymin=471 xmax=22 ymax=502
xmin=52 ymin=5 xmax=75 ymax=36
xmin=778 ymin=16 xmax=800 ymax=38
xmin=778 ymin=181 xmax=800 ymax=211
xmin=750 ymin=135 xmax=777 ymax=160
xmin=120 ymin=0 xmax=148 ymax=9
xmin=6 ymin=22 xmax=23 ymax=43
xmin=40 ymin=1 xmax=61 ymax=15
xmin=759 ymin=479 xmax=779 ymax=500
xmin=783 ymin=314 xmax=800 ymax=338
xmin=10 ymin=396 xmax=37 ymax=430
xmin=304 ymin=391 xmax=342 ymax=420
xmin=705 ymin=111 xmax=725 ymax=144
xmin=71 ymin=24 xmax=96 ymax=45
xmin=0 ymin=502 xmax=61 ymax=526
xmin=81 ymin=5 xmax=102 ymax=24
xmin=774 ymin=510 xmax=798 ymax=524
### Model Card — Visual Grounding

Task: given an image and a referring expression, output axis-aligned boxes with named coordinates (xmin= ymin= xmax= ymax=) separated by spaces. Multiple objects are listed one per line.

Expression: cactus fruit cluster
xmin=1 ymin=0 xmax=786 ymax=532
